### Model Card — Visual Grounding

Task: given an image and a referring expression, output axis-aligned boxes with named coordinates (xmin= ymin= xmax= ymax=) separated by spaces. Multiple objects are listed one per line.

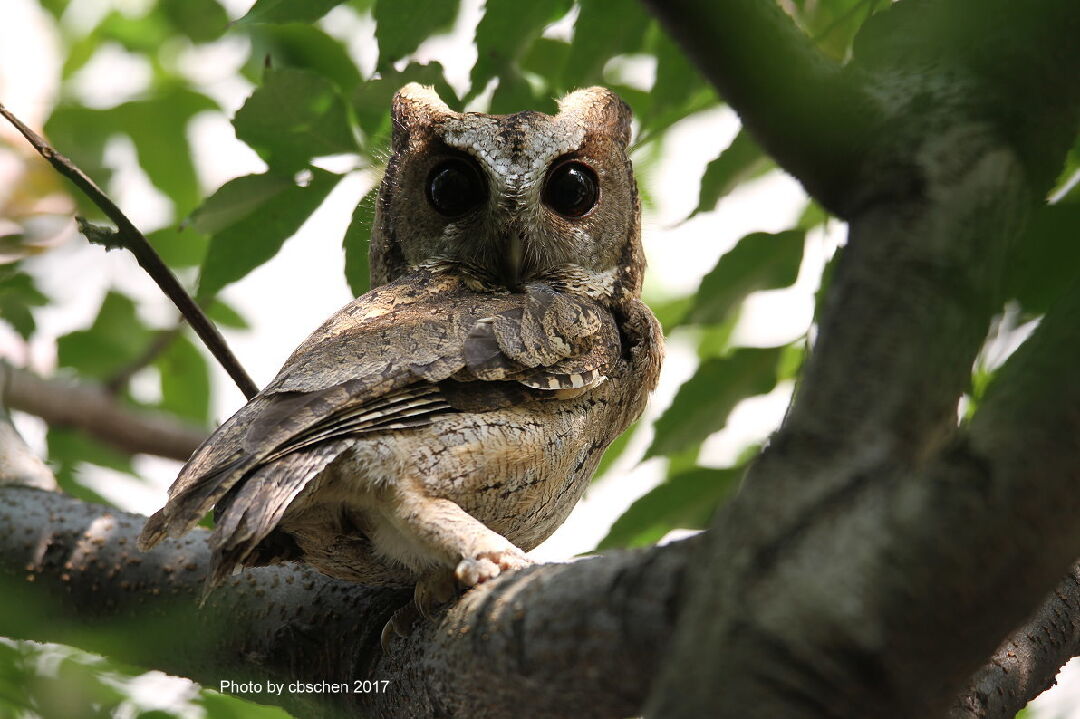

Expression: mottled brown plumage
xmin=138 ymin=83 xmax=663 ymax=618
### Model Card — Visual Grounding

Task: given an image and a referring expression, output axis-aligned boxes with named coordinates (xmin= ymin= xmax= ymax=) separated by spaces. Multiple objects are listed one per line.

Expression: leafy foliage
xmin=597 ymin=465 xmax=743 ymax=550
xmin=646 ymin=347 xmax=784 ymax=459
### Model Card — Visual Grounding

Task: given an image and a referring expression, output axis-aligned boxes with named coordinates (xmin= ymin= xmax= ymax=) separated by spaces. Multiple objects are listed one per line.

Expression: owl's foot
xmin=383 ymin=480 xmax=534 ymax=589
xmin=455 ymin=549 xmax=531 ymax=587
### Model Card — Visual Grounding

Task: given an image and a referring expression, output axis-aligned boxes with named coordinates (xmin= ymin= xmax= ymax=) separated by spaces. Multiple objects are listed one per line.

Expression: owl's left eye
xmin=543 ymin=161 xmax=599 ymax=218
xmin=427 ymin=159 xmax=486 ymax=217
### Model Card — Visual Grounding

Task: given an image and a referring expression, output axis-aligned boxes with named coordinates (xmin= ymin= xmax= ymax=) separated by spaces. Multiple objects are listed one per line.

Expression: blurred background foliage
xmin=1 ymin=0 xmax=1078 ymax=716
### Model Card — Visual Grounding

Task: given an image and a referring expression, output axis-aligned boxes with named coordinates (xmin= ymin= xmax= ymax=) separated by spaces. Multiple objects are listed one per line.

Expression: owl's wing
xmin=137 ymin=269 xmax=622 ymax=554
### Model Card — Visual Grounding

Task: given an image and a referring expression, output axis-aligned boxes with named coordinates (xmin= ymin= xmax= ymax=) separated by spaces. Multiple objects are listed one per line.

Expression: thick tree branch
xmin=641 ymin=0 xmax=879 ymax=214
xmin=1 ymin=361 xmax=206 ymax=461
xmin=646 ymin=1 xmax=1080 ymax=716
xmin=951 ymin=563 xmax=1080 ymax=719
xmin=0 ymin=487 xmax=694 ymax=719
xmin=0 ymin=102 xmax=258 ymax=400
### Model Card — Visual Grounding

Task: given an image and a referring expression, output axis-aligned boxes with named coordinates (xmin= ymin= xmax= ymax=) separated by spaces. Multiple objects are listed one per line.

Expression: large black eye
xmin=543 ymin=161 xmax=599 ymax=218
xmin=426 ymin=159 xmax=485 ymax=217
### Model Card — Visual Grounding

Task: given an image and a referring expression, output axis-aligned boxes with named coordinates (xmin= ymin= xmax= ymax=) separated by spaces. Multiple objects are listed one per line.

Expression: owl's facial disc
xmin=375 ymin=82 xmax=641 ymax=296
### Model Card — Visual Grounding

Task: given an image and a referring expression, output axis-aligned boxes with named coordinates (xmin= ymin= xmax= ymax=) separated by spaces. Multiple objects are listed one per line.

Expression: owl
xmin=138 ymin=83 xmax=663 ymax=628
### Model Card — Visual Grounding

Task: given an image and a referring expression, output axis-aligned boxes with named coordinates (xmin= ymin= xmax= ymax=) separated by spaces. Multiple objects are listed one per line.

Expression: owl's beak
xmin=498 ymin=233 xmax=525 ymax=291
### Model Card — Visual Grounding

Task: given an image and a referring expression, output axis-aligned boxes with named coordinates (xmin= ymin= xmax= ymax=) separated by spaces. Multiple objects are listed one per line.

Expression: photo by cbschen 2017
xmin=1 ymin=0 xmax=1080 ymax=718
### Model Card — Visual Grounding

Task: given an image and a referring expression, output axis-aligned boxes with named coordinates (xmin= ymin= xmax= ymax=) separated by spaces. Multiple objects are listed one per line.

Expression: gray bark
xmin=644 ymin=0 xmax=1080 ymax=716
xmin=0 ymin=486 xmax=694 ymax=718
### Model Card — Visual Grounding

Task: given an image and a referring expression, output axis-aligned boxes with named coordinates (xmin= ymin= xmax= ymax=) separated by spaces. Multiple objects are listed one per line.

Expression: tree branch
xmin=645 ymin=0 xmax=1080 ymax=716
xmin=0 ymin=486 xmax=695 ymax=719
xmin=951 ymin=563 xmax=1080 ymax=719
xmin=0 ymin=102 xmax=258 ymax=400
xmin=640 ymin=0 xmax=879 ymax=214
xmin=1 ymin=361 xmax=206 ymax=461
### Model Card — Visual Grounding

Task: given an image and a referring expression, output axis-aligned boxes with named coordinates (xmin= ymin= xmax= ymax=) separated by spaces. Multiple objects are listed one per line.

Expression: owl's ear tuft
xmin=391 ymin=83 xmax=452 ymax=150
xmin=558 ymin=87 xmax=633 ymax=148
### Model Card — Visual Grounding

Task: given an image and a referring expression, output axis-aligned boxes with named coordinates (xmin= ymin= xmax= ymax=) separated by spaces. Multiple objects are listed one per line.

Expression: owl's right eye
xmin=426 ymin=159 xmax=486 ymax=217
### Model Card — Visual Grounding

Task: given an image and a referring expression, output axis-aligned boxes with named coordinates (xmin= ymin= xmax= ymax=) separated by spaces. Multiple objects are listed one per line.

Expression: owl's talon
xmin=413 ymin=571 xmax=457 ymax=619
xmin=379 ymin=601 xmax=420 ymax=653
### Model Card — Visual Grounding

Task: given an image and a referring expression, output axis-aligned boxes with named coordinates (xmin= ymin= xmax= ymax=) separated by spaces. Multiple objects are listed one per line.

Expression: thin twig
xmin=0 ymin=101 xmax=258 ymax=400
xmin=104 ymin=324 xmax=183 ymax=395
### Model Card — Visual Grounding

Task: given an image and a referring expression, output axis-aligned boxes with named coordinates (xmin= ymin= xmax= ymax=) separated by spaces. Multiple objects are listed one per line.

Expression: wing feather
xmin=204 ymin=440 xmax=353 ymax=593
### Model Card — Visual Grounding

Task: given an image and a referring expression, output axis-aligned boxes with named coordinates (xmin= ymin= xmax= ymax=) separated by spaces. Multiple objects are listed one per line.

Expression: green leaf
xmin=39 ymin=0 xmax=71 ymax=18
xmin=695 ymin=312 xmax=740 ymax=360
xmin=520 ymin=38 xmax=572 ymax=86
xmin=344 ymin=187 xmax=378 ymax=296
xmin=646 ymin=347 xmax=783 ymax=459
xmin=255 ymin=23 xmax=362 ymax=90
xmin=0 ymin=269 xmax=48 ymax=340
xmin=147 ymin=225 xmax=210 ymax=268
xmin=191 ymin=173 xmax=293 ymax=235
xmin=597 ymin=466 xmax=741 ymax=550
xmin=234 ymin=67 xmax=358 ymax=171
xmin=802 ymin=0 xmax=889 ymax=60
xmin=96 ymin=9 xmax=171 ymax=54
xmin=160 ymin=0 xmax=228 ymax=42
xmin=648 ymin=294 xmax=693 ymax=332
xmin=560 ymin=0 xmax=650 ymax=90
xmin=236 ymin=0 xmax=346 ymax=25
xmin=155 ymin=334 xmax=211 ymax=425
xmin=685 ymin=230 xmax=806 ymax=326
xmin=57 ymin=291 xmax=152 ymax=380
xmin=1006 ymin=204 xmax=1080 ymax=314
xmin=43 ymin=106 xmax=115 ymax=216
xmin=198 ymin=169 xmax=341 ymax=297
xmin=687 ymin=129 xmax=772 ymax=220
xmin=374 ymin=0 xmax=460 ymax=68
xmin=814 ymin=245 xmax=842 ymax=322
xmin=646 ymin=30 xmax=704 ymax=120
xmin=1051 ymin=135 xmax=1080 ymax=203
xmin=633 ymin=30 xmax=719 ymax=140
xmin=197 ymin=691 xmax=293 ymax=718
xmin=797 ymin=199 xmax=829 ymax=230
xmin=352 ymin=63 xmax=458 ymax=142
xmin=467 ymin=0 xmax=572 ymax=103
xmin=205 ymin=299 xmax=250 ymax=329
xmin=47 ymin=428 xmax=132 ymax=506
xmin=489 ymin=68 xmax=548 ymax=115
xmin=112 ymin=87 xmax=219 ymax=216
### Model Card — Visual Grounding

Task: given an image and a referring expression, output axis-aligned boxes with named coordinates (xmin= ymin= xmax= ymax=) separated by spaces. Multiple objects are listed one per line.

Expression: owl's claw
xmin=413 ymin=570 xmax=457 ymax=619
xmin=380 ymin=601 xmax=420 ymax=653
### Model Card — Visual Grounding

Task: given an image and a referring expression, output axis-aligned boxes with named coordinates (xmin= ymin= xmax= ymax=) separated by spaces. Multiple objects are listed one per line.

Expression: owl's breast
xmin=352 ymin=370 xmax=644 ymax=551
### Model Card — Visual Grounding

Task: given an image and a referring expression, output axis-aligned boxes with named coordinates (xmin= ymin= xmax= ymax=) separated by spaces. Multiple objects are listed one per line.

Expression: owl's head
xmin=370 ymin=83 xmax=644 ymax=303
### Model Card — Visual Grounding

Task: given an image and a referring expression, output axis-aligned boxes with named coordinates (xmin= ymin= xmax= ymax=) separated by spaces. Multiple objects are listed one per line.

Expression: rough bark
xmin=0 ymin=486 xmax=695 ymax=718
xmin=641 ymin=0 xmax=878 ymax=214
xmin=951 ymin=563 xmax=1080 ymax=719
xmin=643 ymin=0 xmax=1080 ymax=717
